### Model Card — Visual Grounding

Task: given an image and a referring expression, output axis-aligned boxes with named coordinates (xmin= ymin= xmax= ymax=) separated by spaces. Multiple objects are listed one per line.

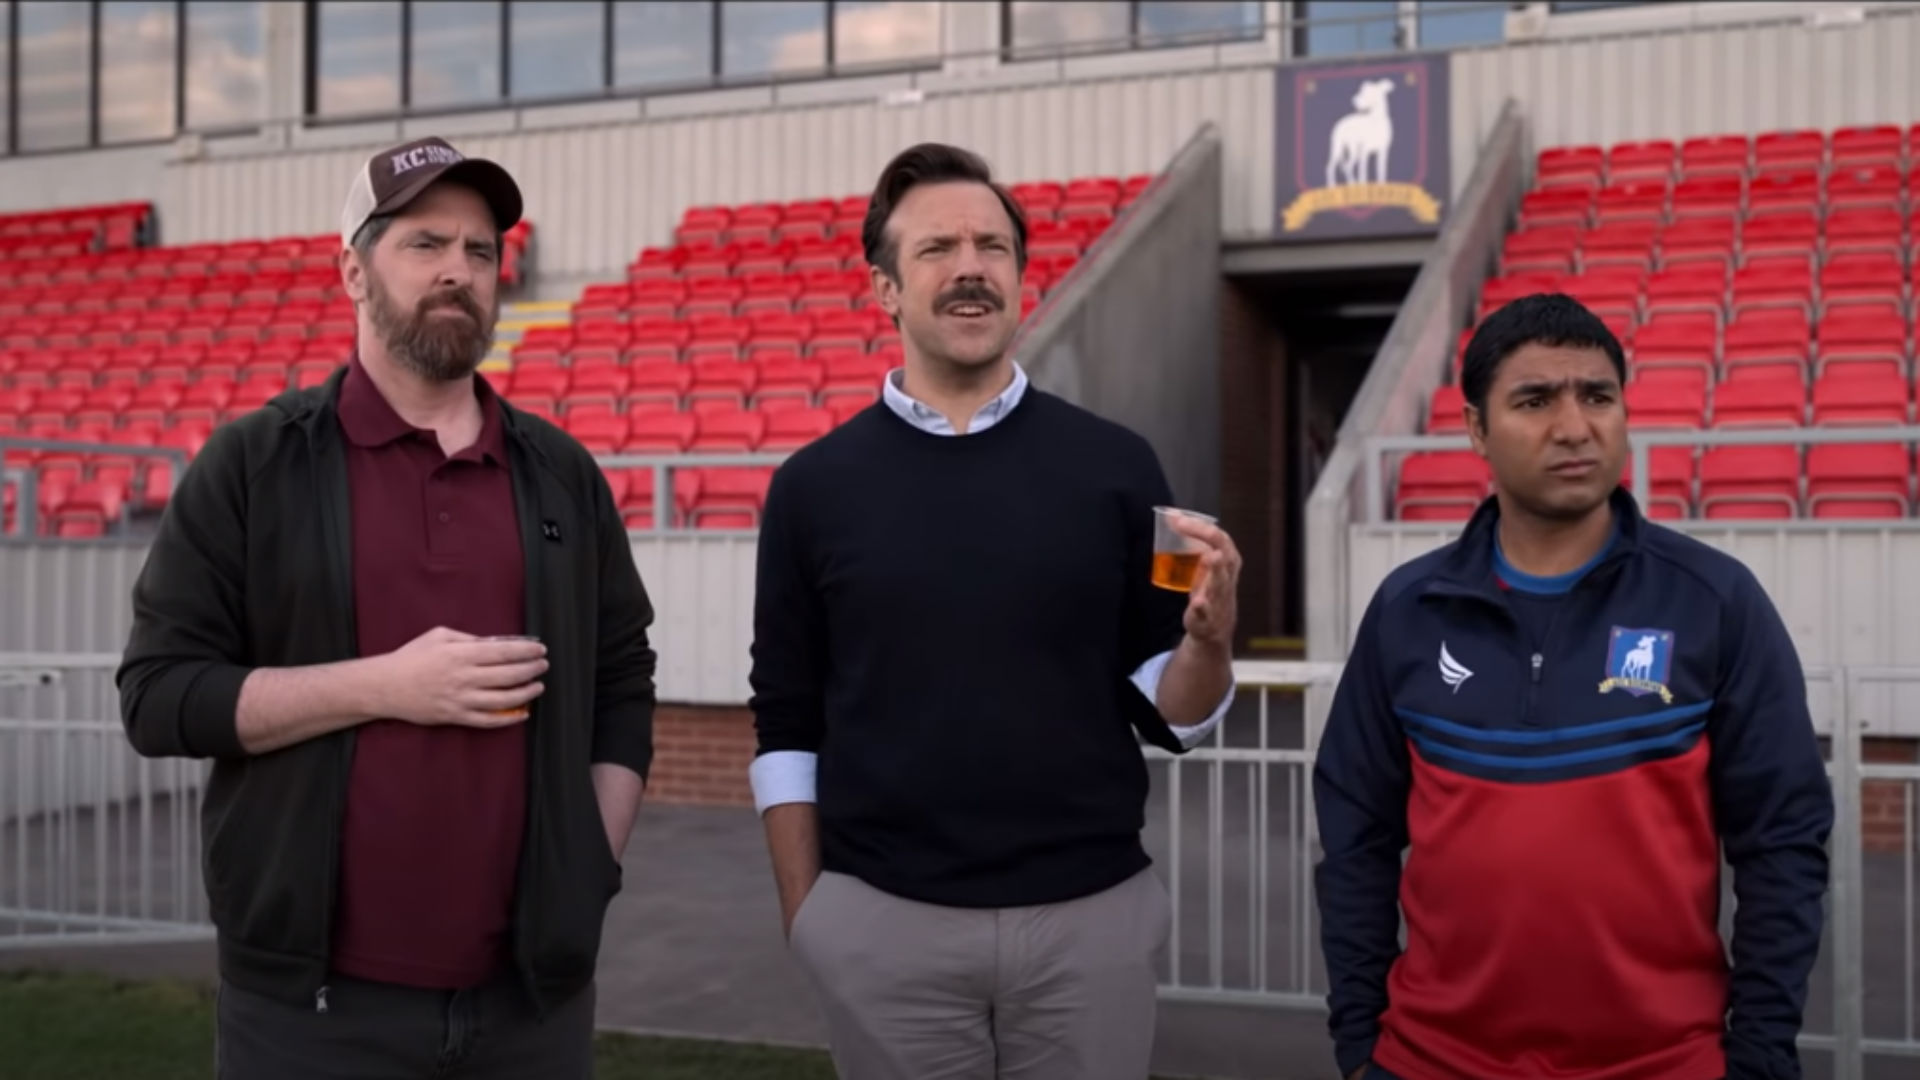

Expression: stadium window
xmin=15 ymin=0 xmax=91 ymax=152
xmin=313 ymin=0 xmax=403 ymax=118
xmin=1003 ymin=1 xmax=1262 ymax=60
xmin=1004 ymin=1 xmax=1131 ymax=58
xmin=98 ymin=0 xmax=178 ymax=145
xmin=1295 ymin=1 xmax=1402 ymax=56
xmin=1136 ymin=2 xmax=1263 ymax=48
xmin=612 ymin=0 xmax=713 ymax=89
xmin=1417 ymin=1 xmax=1510 ymax=49
xmin=721 ymin=0 xmax=826 ymax=78
xmin=410 ymin=0 xmax=502 ymax=109
xmin=510 ymin=1 xmax=605 ymax=100
xmin=833 ymin=0 xmax=942 ymax=69
xmin=185 ymin=2 xmax=267 ymax=132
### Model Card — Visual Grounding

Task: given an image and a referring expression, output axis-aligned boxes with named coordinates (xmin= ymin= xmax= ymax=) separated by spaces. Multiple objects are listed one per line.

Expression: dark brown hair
xmin=861 ymin=142 xmax=1029 ymax=282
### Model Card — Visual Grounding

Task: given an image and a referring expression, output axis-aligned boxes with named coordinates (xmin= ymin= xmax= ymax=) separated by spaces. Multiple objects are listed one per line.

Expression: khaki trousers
xmin=788 ymin=867 xmax=1173 ymax=1080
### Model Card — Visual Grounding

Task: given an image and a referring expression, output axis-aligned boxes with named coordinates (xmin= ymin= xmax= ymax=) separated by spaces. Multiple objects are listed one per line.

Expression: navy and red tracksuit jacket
xmin=1314 ymin=489 xmax=1833 ymax=1080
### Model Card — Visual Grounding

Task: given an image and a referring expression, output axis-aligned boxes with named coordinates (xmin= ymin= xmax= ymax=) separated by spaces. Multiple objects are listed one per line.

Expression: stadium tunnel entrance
xmin=1217 ymin=241 xmax=1425 ymax=653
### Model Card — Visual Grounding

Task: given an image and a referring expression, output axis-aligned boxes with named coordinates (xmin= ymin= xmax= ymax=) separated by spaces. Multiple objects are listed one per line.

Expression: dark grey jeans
xmin=214 ymin=975 xmax=595 ymax=1080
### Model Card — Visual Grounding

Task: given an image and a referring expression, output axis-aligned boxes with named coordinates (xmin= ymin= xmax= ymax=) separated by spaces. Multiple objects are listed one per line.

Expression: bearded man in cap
xmin=116 ymin=136 xmax=658 ymax=1079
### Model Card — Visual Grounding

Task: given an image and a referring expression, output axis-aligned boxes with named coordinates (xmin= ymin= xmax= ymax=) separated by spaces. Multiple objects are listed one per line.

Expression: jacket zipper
xmin=312 ymin=407 xmax=358 ymax=1016
xmin=508 ymin=434 xmax=547 ymax=1019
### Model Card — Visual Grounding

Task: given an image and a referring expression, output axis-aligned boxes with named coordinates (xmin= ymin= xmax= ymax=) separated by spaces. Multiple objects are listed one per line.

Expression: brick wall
xmin=646 ymin=712 xmax=1917 ymax=857
xmin=646 ymin=705 xmax=756 ymax=808
xmin=1863 ymin=736 xmax=1917 ymax=855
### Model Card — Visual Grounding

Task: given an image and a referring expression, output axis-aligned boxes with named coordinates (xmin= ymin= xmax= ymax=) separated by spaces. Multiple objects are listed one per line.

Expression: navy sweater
xmin=748 ymin=391 xmax=1194 ymax=907
xmin=1313 ymin=490 xmax=1833 ymax=1080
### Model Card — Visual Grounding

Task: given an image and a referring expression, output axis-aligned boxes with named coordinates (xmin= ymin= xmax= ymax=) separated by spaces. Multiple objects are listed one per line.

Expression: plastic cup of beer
xmin=1151 ymin=507 xmax=1215 ymax=593
xmin=481 ymin=635 xmax=541 ymax=719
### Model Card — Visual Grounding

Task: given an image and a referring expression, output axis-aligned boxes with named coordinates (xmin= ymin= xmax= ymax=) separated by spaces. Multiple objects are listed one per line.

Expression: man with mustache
xmin=749 ymin=142 xmax=1243 ymax=1080
xmin=116 ymin=136 xmax=657 ymax=1079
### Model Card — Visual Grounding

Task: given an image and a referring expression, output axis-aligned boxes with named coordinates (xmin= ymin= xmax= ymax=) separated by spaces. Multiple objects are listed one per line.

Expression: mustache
xmin=933 ymin=281 xmax=1003 ymax=312
xmin=418 ymin=289 xmax=485 ymax=323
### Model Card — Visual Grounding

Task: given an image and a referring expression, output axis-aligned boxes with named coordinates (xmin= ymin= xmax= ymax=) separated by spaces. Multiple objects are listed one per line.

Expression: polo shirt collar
xmin=882 ymin=361 xmax=1029 ymax=436
xmin=337 ymin=351 xmax=508 ymax=464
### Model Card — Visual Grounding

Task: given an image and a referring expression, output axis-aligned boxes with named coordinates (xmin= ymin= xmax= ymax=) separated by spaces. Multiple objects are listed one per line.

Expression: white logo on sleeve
xmin=1438 ymin=642 xmax=1473 ymax=693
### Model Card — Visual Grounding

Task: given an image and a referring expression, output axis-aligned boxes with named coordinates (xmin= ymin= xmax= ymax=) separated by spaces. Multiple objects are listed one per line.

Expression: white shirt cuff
xmin=749 ymin=750 xmax=818 ymax=813
xmin=1131 ymin=648 xmax=1234 ymax=749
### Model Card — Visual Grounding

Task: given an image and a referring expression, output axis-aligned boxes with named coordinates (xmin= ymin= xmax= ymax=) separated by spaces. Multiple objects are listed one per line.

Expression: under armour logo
xmin=541 ymin=520 xmax=562 ymax=543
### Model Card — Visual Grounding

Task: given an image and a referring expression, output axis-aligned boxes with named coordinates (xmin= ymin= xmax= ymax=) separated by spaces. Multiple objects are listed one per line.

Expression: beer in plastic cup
xmin=481 ymin=635 xmax=541 ymax=718
xmin=1151 ymin=507 xmax=1215 ymax=593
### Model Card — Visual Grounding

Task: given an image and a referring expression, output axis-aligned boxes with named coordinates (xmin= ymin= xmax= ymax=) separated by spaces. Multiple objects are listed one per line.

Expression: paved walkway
xmin=4 ymin=799 xmax=1917 ymax=1079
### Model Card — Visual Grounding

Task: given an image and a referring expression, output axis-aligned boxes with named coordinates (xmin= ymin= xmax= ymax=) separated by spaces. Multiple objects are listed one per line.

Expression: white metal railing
xmin=1149 ymin=661 xmax=1919 ymax=1075
xmin=1362 ymin=425 xmax=1920 ymax=525
xmin=0 ymin=653 xmax=212 ymax=948
xmin=4 ymin=653 xmax=1913 ymax=1069
xmin=1144 ymin=660 xmax=1343 ymax=1010
xmin=1 ymin=437 xmax=190 ymax=540
xmin=592 ymin=450 xmax=788 ymax=534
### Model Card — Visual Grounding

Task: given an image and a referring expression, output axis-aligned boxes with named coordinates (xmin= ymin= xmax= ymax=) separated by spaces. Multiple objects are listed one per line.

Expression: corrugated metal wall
xmin=1450 ymin=5 xmax=1920 ymax=195
xmin=156 ymin=66 xmax=1277 ymax=280
xmin=1345 ymin=525 xmax=1920 ymax=738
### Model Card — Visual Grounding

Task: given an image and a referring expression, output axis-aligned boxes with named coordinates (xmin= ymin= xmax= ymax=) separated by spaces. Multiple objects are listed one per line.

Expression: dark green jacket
xmin=115 ymin=365 xmax=656 ymax=1016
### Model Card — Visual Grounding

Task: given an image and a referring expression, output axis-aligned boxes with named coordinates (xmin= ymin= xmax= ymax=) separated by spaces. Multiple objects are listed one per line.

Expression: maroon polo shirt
xmin=329 ymin=355 xmax=529 ymax=989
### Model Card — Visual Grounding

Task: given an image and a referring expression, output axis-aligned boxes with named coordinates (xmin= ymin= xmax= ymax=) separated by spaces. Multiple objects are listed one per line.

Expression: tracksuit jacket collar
xmin=1428 ymin=486 xmax=1648 ymax=604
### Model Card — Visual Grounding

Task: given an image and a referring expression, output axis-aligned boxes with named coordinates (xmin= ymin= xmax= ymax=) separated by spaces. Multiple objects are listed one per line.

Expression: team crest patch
xmin=1599 ymin=627 xmax=1675 ymax=703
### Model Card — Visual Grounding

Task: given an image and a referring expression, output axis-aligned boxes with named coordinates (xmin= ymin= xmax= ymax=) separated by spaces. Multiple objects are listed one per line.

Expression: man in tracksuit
xmin=116 ymin=136 xmax=656 ymax=1078
xmin=1314 ymin=293 xmax=1833 ymax=1080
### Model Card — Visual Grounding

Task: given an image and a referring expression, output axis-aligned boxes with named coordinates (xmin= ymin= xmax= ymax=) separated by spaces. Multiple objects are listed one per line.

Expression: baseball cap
xmin=339 ymin=136 xmax=524 ymax=251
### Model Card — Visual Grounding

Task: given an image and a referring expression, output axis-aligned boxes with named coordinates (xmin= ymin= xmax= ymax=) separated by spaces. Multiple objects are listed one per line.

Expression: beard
xmin=365 ymin=271 xmax=496 ymax=384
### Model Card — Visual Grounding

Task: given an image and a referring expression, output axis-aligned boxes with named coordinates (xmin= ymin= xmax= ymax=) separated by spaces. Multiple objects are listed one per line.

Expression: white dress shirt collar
xmin=881 ymin=361 xmax=1030 ymax=437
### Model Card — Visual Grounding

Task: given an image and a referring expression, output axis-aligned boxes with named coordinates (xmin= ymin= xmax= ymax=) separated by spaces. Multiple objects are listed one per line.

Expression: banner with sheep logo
xmin=1275 ymin=54 xmax=1450 ymax=239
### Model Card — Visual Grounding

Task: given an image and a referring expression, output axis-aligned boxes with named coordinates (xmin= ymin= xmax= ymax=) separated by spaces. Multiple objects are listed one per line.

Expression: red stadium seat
xmin=1580 ymin=221 xmax=1658 ymax=273
xmin=688 ymin=355 xmax=758 ymax=411
xmin=626 ymin=359 xmax=693 ymax=410
xmin=616 ymin=467 xmax=701 ymax=530
xmin=1817 ymin=311 xmax=1907 ymax=378
xmin=825 ymin=395 xmax=871 ymax=426
xmin=629 ymin=317 xmax=692 ymax=364
xmin=1394 ymin=451 xmax=1489 ymax=520
xmin=689 ymin=467 xmax=774 ymax=528
xmin=1710 ymin=375 xmax=1804 ymax=429
xmin=761 ymin=407 xmax=833 ymax=451
xmin=1606 ymin=139 xmax=1675 ymax=183
xmin=1620 ymin=447 xmax=1696 ymax=519
xmin=1679 ymin=135 xmax=1749 ymax=179
xmin=566 ymin=360 xmax=631 ymax=415
xmin=1810 ymin=372 xmax=1911 ymax=427
xmin=1819 ymin=254 xmax=1905 ymax=319
xmin=625 ymin=412 xmax=699 ymax=454
xmin=755 ymin=357 xmax=825 ymax=409
xmin=1806 ymin=443 xmax=1913 ymax=519
xmin=1830 ymin=125 xmax=1902 ymax=168
xmin=1753 ymin=129 xmax=1824 ymax=174
xmin=686 ymin=315 xmax=751 ymax=362
xmin=1699 ymin=446 xmax=1800 ymax=519
xmin=1593 ymin=180 xmax=1668 ymax=226
xmin=566 ymin=413 xmax=629 ymax=455
xmin=1625 ymin=380 xmax=1707 ymax=429
xmin=630 ymin=279 xmax=688 ymax=319
xmin=1722 ymin=312 xmax=1810 ymax=381
xmin=690 ymin=408 xmax=766 ymax=452
xmin=1426 ymin=385 xmax=1466 ymax=434
xmin=1826 ymin=169 xmax=1903 ymax=217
